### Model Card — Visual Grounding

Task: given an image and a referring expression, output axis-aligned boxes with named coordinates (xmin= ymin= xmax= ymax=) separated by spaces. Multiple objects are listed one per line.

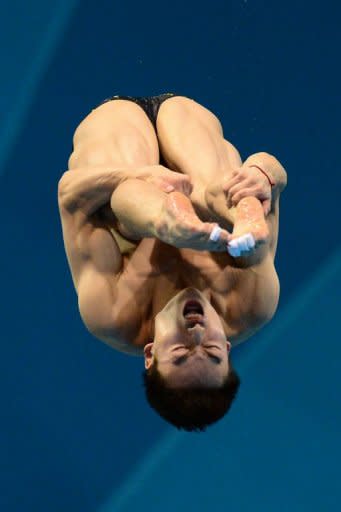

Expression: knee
xmin=157 ymin=95 xmax=223 ymax=136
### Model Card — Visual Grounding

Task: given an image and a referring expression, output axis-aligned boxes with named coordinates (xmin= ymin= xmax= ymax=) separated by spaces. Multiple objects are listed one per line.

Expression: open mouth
xmin=183 ymin=300 xmax=204 ymax=328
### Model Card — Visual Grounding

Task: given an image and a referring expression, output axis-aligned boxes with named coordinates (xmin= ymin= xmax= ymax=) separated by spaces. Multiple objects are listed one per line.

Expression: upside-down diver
xmin=58 ymin=93 xmax=287 ymax=432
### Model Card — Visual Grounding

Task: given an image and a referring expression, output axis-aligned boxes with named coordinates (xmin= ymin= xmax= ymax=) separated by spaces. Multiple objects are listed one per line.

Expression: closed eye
xmin=173 ymin=354 xmax=222 ymax=365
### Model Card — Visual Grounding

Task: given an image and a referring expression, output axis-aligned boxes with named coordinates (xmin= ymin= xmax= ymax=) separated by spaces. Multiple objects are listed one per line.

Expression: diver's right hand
xmin=135 ymin=165 xmax=193 ymax=197
xmin=154 ymin=191 xmax=231 ymax=252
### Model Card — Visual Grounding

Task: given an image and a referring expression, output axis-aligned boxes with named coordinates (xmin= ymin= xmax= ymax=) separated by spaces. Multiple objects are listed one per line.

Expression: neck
xmin=149 ymin=285 xmax=212 ymax=340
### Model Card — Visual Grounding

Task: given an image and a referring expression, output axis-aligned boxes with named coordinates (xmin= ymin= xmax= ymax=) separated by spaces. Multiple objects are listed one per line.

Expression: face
xmin=144 ymin=288 xmax=231 ymax=388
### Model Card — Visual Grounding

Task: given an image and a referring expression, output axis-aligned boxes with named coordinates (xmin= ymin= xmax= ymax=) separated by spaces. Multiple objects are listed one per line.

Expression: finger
xmin=163 ymin=184 xmax=175 ymax=193
xmin=227 ymin=182 xmax=250 ymax=207
xmin=155 ymin=178 xmax=174 ymax=193
xmin=184 ymin=178 xmax=193 ymax=197
xmin=222 ymin=173 xmax=243 ymax=194
xmin=175 ymin=175 xmax=191 ymax=197
xmin=263 ymin=198 xmax=271 ymax=216
xmin=231 ymin=187 xmax=255 ymax=206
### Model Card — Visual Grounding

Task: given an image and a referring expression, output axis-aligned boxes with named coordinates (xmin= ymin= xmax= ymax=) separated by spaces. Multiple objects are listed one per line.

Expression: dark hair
xmin=142 ymin=356 xmax=241 ymax=432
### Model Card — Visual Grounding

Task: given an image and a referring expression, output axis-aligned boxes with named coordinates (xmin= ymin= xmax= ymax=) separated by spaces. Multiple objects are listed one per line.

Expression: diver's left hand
xmin=222 ymin=166 xmax=272 ymax=216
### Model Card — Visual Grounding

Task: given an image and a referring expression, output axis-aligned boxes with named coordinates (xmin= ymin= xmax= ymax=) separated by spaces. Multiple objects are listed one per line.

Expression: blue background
xmin=0 ymin=0 xmax=340 ymax=510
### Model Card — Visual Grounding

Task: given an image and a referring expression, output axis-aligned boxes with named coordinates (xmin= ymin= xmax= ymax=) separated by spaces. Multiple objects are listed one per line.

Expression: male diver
xmin=58 ymin=93 xmax=287 ymax=432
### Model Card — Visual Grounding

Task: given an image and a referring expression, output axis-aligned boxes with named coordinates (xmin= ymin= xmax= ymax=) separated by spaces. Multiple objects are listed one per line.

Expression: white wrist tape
xmin=228 ymin=233 xmax=255 ymax=257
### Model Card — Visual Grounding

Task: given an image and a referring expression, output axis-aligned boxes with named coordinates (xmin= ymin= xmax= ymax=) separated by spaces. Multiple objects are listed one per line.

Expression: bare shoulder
xmin=227 ymin=254 xmax=280 ymax=347
xmin=58 ymin=201 xmax=123 ymax=289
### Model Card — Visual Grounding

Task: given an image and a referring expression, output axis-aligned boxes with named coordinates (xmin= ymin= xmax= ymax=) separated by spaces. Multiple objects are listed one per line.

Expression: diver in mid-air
xmin=58 ymin=93 xmax=287 ymax=432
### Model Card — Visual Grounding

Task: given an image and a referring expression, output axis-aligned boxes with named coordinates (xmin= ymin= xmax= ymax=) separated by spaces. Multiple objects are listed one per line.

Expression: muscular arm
xmin=58 ymin=165 xmax=158 ymax=217
xmin=60 ymin=166 xmax=202 ymax=245
xmin=58 ymin=167 xmax=123 ymax=215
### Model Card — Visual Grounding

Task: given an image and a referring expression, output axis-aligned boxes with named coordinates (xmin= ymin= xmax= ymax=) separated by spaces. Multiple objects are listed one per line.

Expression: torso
xmin=68 ymin=96 xmax=281 ymax=356
xmin=102 ymin=203 xmax=278 ymax=355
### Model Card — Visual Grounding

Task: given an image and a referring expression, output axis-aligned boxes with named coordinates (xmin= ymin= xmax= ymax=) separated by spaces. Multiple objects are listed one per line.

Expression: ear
xmin=144 ymin=342 xmax=154 ymax=369
xmin=226 ymin=340 xmax=232 ymax=354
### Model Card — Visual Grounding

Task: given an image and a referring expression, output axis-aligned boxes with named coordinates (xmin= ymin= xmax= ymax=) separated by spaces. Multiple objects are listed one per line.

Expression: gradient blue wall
xmin=0 ymin=1 xmax=340 ymax=511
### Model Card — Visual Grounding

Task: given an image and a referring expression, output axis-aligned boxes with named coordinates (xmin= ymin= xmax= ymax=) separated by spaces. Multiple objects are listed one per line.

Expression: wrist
xmin=247 ymin=164 xmax=275 ymax=188
xmin=243 ymin=153 xmax=287 ymax=193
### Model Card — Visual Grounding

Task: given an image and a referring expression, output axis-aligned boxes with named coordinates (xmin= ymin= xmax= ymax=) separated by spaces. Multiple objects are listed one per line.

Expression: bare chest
xmin=113 ymin=237 xmax=251 ymax=346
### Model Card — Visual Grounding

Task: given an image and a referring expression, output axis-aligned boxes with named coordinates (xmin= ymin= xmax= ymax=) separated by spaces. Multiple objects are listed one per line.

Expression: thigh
xmin=69 ymin=99 xmax=160 ymax=170
xmin=68 ymin=99 xmax=161 ymax=231
xmin=156 ymin=96 xmax=243 ymax=187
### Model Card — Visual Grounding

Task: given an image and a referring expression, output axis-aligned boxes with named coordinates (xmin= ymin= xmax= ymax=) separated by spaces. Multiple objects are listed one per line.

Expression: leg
xmin=157 ymin=96 xmax=242 ymax=192
xmin=69 ymin=99 xmax=160 ymax=237
xmin=156 ymin=96 xmax=243 ymax=226
xmin=69 ymin=97 xmax=226 ymax=248
xmin=156 ymin=96 xmax=269 ymax=253
xmin=71 ymin=99 xmax=160 ymax=168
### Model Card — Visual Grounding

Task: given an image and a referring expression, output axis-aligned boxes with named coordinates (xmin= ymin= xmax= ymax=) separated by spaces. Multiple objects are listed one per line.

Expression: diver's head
xmin=142 ymin=288 xmax=241 ymax=432
xmin=145 ymin=287 xmax=231 ymax=387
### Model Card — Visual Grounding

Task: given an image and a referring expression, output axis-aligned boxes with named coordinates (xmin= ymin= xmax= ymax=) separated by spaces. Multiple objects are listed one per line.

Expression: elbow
xmin=248 ymin=305 xmax=278 ymax=335
xmin=255 ymin=306 xmax=277 ymax=329
xmin=251 ymin=276 xmax=280 ymax=329
xmin=57 ymin=171 xmax=78 ymax=212
xmin=57 ymin=172 xmax=71 ymax=206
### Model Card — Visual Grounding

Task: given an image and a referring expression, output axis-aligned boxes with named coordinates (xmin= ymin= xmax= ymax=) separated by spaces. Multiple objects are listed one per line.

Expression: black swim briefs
xmin=97 ymin=92 xmax=180 ymax=134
